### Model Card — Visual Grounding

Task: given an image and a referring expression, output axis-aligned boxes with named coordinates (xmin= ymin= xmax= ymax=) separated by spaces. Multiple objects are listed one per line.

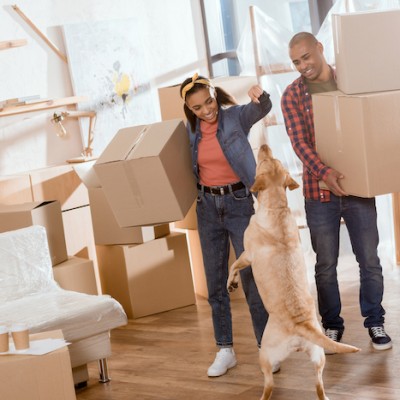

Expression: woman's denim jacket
xmin=186 ymin=91 xmax=272 ymax=189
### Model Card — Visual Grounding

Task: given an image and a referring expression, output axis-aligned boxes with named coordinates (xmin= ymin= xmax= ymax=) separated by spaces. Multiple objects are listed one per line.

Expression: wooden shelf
xmin=0 ymin=39 xmax=27 ymax=51
xmin=0 ymin=96 xmax=88 ymax=117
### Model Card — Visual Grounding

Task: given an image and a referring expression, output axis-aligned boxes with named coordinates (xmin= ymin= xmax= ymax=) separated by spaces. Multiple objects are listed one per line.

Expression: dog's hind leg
xmin=259 ymin=323 xmax=290 ymax=400
xmin=227 ymin=251 xmax=252 ymax=292
xmin=307 ymin=344 xmax=329 ymax=400
xmin=259 ymin=349 xmax=274 ymax=400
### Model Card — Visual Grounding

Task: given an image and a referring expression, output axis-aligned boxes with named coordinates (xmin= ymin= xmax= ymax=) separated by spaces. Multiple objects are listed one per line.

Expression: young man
xmin=281 ymin=32 xmax=392 ymax=352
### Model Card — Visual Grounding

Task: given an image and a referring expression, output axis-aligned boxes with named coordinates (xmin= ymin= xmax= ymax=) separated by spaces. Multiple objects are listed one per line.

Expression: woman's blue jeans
xmin=305 ymin=194 xmax=385 ymax=330
xmin=196 ymin=187 xmax=268 ymax=347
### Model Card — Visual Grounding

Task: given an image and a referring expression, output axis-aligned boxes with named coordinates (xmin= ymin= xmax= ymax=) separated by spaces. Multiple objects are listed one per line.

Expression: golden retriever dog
xmin=227 ymin=144 xmax=359 ymax=400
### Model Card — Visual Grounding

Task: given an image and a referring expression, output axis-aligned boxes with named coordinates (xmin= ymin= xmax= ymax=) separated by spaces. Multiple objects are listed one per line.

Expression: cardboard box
xmin=0 ymin=174 xmax=33 ymax=204
xmin=94 ymin=119 xmax=197 ymax=227
xmin=96 ymin=232 xmax=196 ymax=319
xmin=89 ymin=186 xmax=170 ymax=244
xmin=0 ymin=201 xmax=67 ymax=266
xmin=333 ymin=10 xmax=400 ymax=94
xmin=158 ymin=83 xmax=186 ymax=121
xmin=53 ymin=256 xmax=98 ymax=295
xmin=313 ymin=90 xmax=400 ymax=197
xmin=30 ymin=164 xmax=89 ymax=211
xmin=174 ymin=200 xmax=197 ymax=230
xmin=0 ymin=330 xmax=76 ymax=400
xmin=62 ymin=205 xmax=101 ymax=293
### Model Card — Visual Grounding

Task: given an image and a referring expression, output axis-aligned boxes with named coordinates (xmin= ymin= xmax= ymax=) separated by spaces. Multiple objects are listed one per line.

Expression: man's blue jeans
xmin=196 ymin=187 xmax=268 ymax=347
xmin=305 ymin=194 xmax=385 ymax=330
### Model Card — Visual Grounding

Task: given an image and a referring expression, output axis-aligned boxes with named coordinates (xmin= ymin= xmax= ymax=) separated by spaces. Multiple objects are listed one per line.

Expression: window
xmin=201 ymin=0 xmax=240 ymax=77
xmin=289 ymin=1 xmax=312 ymax=32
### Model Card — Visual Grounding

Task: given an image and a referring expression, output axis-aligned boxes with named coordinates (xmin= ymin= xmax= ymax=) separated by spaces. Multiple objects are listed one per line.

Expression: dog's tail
xmin=296 ymin=321 xmax=360 ymax=354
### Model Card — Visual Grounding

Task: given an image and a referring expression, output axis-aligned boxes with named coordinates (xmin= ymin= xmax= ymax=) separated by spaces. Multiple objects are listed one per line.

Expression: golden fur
xmin=227 ymin=145 xmax=359 ymax=400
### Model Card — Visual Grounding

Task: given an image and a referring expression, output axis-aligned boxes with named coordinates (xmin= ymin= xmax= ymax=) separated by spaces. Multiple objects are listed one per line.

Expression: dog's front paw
xmin=227 ymin=282 xmax=238 ymax=292
xmin=227 ymin=274 xmax=239 ymax=292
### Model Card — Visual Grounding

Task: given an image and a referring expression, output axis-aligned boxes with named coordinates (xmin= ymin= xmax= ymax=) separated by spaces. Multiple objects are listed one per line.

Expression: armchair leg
xmin=98 ymin=358 xmax=110 ymax=383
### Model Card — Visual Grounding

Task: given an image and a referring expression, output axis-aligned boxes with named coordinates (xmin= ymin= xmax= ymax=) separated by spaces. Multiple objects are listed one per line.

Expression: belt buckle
xmin=220 ymin=187 xmax=225 ymax=195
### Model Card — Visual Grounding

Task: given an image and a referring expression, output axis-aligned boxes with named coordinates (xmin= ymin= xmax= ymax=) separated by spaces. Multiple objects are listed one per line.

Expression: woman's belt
xmin=197 ymin=181 xmax=245 ymax=195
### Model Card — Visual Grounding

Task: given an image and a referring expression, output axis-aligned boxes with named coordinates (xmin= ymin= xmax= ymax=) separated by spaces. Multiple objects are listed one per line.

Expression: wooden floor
xmin=76 ymin=255 xmax=400 ymax=400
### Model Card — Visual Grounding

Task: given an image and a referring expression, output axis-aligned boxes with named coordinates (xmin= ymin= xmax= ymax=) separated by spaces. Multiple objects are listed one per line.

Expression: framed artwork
xmin=63 ymin=18 xmax=158 ymax=155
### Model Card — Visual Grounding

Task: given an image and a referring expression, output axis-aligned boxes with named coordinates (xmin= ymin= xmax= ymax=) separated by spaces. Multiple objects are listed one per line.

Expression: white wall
xmin=0 ymin=0 xmax=207 ymax=175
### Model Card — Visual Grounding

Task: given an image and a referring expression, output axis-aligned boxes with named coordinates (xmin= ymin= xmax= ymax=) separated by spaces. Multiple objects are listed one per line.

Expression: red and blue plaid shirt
xmin=281 ymin=75 xmax=332 ymax=202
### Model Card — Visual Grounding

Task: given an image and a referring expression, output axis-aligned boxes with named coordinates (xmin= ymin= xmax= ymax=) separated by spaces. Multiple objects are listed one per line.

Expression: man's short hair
xmin=289 ymin=32 xmax=318 ymax=48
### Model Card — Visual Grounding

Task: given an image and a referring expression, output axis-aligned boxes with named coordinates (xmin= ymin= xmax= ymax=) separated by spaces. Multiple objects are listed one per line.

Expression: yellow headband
xmin=181 ymin=73 xmax=214 ymax=100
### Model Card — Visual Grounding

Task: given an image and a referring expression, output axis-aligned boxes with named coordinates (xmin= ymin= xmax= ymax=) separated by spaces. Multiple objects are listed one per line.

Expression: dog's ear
xmin=251 ymin=174 xmax=266 ymax=193
xmin=285 ymin=175 xmax=300 ymax=191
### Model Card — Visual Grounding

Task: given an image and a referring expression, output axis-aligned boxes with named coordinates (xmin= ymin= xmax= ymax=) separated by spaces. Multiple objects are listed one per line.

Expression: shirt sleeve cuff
xmin=320 ymin=166 xmax=332 ymax=181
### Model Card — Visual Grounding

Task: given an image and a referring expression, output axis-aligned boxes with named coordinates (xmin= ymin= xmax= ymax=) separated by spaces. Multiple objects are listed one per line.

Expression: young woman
xmin=180 ymin=74 xmax=276 ymax=377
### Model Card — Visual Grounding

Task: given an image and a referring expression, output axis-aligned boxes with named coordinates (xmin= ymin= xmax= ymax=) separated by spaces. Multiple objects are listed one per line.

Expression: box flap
xmin=121 ymin=119 xmax=184 ymax=160
xmin=96 ymin=119 xmax=184 ymax=166
xmin=95 ymin=124 xmax=147 ymax=164
xmin=126 ymin=119 xmax=183 ymax=160
xmin=73 ymin=160 xmax=101 ymax=188
xmin=0 ymin=201 xmax=51 ymax=213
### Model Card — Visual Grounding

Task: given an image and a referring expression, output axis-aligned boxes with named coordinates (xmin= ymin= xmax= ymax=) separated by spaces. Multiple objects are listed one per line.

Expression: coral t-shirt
xmin=198 ymin=119 xmax=240 ymax=186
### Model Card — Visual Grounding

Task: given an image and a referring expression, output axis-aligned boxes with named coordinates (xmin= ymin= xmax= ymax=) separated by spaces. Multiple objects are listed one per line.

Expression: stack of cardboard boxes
xmin=314 ymin=9 xmax=400 ymax=197
xmin=30 ymin=164 xmax=99 ymax=294
xmin=0 ymin=118 xmax=199 ymax=320
xmin=0 ymin=167 xmax=98 ymax=296
xmin=89 ymin=119 xmax=198 ymax=319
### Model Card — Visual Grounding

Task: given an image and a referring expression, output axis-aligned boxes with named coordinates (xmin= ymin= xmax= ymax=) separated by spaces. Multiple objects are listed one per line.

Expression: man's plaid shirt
xmin=281 ymin=75 xmax=332 ymax=202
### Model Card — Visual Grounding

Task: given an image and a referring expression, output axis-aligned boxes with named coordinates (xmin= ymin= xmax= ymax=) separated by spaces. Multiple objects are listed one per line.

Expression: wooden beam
xmin=12 ymin=4 xmax=67 ymax=63
xmin=0 ymin=39 xmax=27 ymax=51
xmin=249 ymin=6 xmax=263 ymax=81
xmin=0 ymin=96 xmax=88 ymax=117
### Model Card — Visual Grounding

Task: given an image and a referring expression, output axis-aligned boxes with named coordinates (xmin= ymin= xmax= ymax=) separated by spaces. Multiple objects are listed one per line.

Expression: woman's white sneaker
xmin=207 ymin=348 xmax=237 ymax=377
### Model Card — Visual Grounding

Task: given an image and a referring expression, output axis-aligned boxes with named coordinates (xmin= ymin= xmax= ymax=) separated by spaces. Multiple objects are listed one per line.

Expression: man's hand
xmin=324 ymin=169 xmax=348 ymax=196
xmin=248 ymin=85 xmax=264 ymax=104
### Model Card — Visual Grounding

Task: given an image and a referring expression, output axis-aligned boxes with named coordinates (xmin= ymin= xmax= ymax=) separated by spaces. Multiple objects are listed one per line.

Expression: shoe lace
xmin=325 ymin=329 xmax=339 ymax=341
xmin=370 ymin=326 xmax=387 ymax=338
